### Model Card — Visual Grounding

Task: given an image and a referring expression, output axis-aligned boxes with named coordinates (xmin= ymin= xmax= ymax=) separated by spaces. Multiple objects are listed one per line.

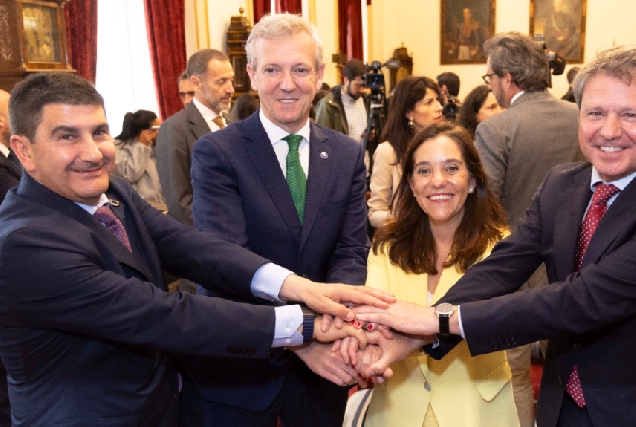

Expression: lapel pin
xmin=109 ymin=199 xmax=121 ymax=207
xmin=320 ymin=152 xmax=328 ymax=159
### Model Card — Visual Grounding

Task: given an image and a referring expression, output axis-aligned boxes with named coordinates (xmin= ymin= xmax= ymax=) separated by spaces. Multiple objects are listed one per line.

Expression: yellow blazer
xmin=364 ymin=245 xmax=520 ymax=427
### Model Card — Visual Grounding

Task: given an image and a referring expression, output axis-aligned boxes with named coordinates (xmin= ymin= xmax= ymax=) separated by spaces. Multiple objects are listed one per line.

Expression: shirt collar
xmin=192 ymin=97 xmax=222 ymax=123
xmin=341 ymin=88 xmax=355 ymax=105
xmin=0 ymin=144 xmax=9 ymax=158
xmin=590 ymin=167 xmax=636 ymax=192
xmin=75 ymin=193 xmax=110 ymax=215
xmin=259 ymin=109 xmax=310 ymax=145
xmin=510 ymin=91 xmax=525 ymax=106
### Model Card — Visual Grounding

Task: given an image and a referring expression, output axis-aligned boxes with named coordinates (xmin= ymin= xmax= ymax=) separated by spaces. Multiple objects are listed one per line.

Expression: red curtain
xmin=275 ymin=0 xmax=302 ymax=13
xmin=253 ymin=0 xmax=272 ymax=23
xmin=338 ymin=0 xmax=363 ymax=61
xmin=144 ymin=0 xmax=187 ymax=119
xmin=65 ymin=0 xmax=98 ymax=83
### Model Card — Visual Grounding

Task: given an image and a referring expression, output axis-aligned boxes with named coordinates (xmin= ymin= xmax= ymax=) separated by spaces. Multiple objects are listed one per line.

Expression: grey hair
xmin=484 ymin=32 xmax=549 ymax=92
xmin=245 ymin=13 xmax=323 ymax=71
xmin=186 ymin=49 xmax=229 ymax=78
xmin=572 ymin=46 xmax=636 ymax=108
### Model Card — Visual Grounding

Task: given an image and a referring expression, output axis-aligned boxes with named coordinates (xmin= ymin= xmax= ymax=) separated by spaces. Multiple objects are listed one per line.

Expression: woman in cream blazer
xmin=362 ymin=123 xmax=519 ymax=427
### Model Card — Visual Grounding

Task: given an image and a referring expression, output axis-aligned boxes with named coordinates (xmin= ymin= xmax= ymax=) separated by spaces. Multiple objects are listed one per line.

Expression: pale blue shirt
xmin=76 ymin=195 xmax=304 ymax=347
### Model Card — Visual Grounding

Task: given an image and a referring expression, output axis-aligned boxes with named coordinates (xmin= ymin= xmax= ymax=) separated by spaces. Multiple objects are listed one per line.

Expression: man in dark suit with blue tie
xmin=354 ymin=46 xmax=636 ymax=427
xmin=191 ymin=13 xmax=369 ymax=427
xmin=0 ymin=72 xmax=391 ymax=427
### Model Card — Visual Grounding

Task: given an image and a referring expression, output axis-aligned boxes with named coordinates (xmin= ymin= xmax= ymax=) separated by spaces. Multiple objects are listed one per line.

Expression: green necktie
xmin=283 ymin=134 xmax=306 ymax=224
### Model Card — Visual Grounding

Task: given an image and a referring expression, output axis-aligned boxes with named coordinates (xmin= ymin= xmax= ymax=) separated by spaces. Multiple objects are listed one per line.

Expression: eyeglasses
xmin=482 ymin=73 xmax=496 ymax=84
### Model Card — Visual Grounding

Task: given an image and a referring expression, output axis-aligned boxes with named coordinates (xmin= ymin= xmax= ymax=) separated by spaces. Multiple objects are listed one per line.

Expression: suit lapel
xmin=243 ymin=114 xmax=302 ymax=242
xmin=299 ymin=124 xmax=331 ymax=249
xmin=554 ymin=165 xmax=591 ymax=279
xmin=19 ymin=174 xmax=153 ymax=281
xmin=581 ymin=173 xmax=636 ymax=268
xmin=186 ymin=102 xmax=211 ymax=141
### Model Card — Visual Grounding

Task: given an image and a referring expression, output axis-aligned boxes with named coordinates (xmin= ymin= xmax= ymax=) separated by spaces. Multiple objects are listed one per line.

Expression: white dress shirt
xmin=260 ymin=109 xmax=310 ymax=177
xmin=192 ymin=97 xmax=226 ymax=132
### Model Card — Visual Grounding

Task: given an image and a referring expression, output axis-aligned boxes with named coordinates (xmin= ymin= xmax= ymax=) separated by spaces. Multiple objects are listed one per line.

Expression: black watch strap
xmin=439 ymin=315 xmax=451 ymax=335
xmin=300 ymin=305 xmax=316 ymax=344
xmin=302 ymin=314 xmax=315 ymax=344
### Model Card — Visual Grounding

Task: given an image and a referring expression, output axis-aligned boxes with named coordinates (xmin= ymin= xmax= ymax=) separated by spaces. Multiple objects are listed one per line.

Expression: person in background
xmin=178 ymin=71 xmax=195 ymax=107
xmin=436 ymin=72 xmax=461 ymax=121
xmin=457 ymin=85 xmax=503 ymax=138
xmin=562 ymin=66 xmax=580 ymax=103
xmin=361 ymin=122 xmax=519 ymax=427
xmin=156 ymin=49 xmax=234 ymax=227
xmin=229 ymin=93 xmax=259 ymax=123
xmin=475 ymin=33 xmax=583 ymax=426
xmin=367 ymin=76 xmax=442 ymax=228
xmin=115 ymin=110 xmax=166 ymax=212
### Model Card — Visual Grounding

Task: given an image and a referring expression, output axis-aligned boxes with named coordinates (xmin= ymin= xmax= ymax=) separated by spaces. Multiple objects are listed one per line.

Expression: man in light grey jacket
xmin=476 ymin=32 xmax=584 ymax=427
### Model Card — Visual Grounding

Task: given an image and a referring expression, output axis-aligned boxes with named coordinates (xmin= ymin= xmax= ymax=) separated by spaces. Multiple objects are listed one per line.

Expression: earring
xmin=408 ymin=119 xmax=414 ymax=128
xmin=468 ymin=187 xmax=474 ymax=193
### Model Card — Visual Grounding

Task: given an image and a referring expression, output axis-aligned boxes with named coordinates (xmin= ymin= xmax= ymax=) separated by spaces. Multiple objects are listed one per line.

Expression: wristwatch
xmin=435 ymin=303 xmax=455 ymax=336
xmin=300 ymin=305 xmax=316 ymax=344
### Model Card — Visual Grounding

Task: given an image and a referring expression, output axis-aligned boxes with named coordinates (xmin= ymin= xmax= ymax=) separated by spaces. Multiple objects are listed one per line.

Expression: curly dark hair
xmin=457 ymin=85 xmax=491 ymax=138
xmin=372 ymin=122 xmax=507 ymax=274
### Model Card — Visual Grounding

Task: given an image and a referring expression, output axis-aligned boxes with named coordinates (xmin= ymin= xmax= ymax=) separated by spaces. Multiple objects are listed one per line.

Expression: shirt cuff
xmin=271 ymin=304 xmax=303 ymax=347
xmin=251 ymin=262 xmax=294 ymax=302
xmin=457 ymin=305 xmax=466 ymax=339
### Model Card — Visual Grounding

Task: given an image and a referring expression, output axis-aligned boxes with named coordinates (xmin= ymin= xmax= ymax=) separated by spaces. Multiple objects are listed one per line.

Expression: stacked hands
xmin=280 ymin=276 xmax=442 ymax=388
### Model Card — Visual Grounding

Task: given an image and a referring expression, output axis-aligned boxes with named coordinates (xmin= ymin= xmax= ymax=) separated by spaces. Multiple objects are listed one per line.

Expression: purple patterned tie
xmin=94 ymin=205 xmax=132 ymax=252
xmin=566 ymin=182 xmax=620 ymax=408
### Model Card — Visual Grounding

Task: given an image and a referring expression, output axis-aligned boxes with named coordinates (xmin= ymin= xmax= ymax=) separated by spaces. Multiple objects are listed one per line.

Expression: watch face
xmin=436 ymin=302 xmax=454 ymax=316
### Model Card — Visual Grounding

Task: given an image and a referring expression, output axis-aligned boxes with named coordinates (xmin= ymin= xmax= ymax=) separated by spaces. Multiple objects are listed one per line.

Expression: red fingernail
xmin=366 ymin=324 xmax=373 ymax=331
xmin=354 ymin=321 xmax=361 ymax=328
xmin=349 ymin=320 xmax=356 ymax=325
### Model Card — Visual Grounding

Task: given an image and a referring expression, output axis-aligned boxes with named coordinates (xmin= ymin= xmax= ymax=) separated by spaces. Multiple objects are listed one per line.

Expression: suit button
xmin=573 ymin=342 xmax=581 ymax=350
xmin=558 ymin=376 xmax=562 ymax=386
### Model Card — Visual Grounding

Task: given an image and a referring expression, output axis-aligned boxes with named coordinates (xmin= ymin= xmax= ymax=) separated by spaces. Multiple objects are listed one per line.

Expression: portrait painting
xmin=440 ymin=0 xmax=496 ymax=65
xmin=530 ymin=0 xmax=586 ymax=63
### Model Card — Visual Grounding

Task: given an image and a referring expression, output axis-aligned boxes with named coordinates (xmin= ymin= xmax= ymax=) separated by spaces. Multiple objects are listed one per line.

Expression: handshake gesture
xmin=280 ymin=275 xmax=451 ymax=387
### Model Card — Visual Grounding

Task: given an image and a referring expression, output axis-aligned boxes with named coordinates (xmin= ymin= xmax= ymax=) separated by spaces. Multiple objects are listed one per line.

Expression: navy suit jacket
xmin=190 ymin=112 xmax=369 ymax=410
xmin=0 ymin=173 xmax=278 ymax=426
xmin=435 ymin=162 xmax=636 ymax=427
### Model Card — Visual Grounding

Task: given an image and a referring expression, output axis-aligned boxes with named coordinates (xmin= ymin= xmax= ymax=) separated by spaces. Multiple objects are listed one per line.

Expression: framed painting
xmin=440 ymin=0 xmax=495 ymax=65
xmin=530 ymin=0 xmax=586 ymax=63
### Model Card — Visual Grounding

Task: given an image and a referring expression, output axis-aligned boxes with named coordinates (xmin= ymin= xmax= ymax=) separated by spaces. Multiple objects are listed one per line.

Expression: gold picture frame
xmin=530 ymin=0 xmax=587 ymax=63
xmin=440 ymin=0 xmax=496 ymax=65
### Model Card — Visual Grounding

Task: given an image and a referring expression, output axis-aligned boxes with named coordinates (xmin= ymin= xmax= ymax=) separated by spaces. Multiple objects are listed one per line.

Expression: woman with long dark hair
xmin=367 ymin=76 xmax=443 ymax=228
xmin=362 ymin=122 xmax=519 ymax=427
xmin=115 ymin=110 xmax=166 ymax=211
